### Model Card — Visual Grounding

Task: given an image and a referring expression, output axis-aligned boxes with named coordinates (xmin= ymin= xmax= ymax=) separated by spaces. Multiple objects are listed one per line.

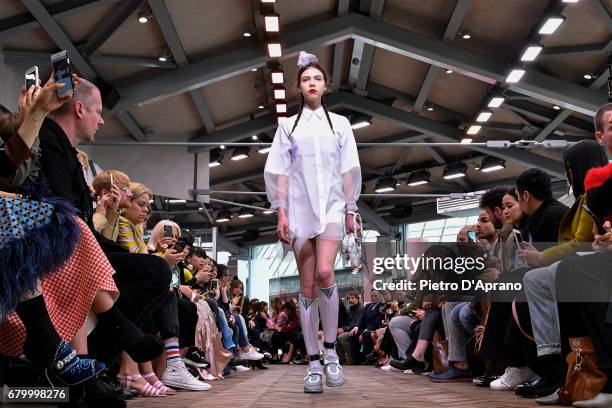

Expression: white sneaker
xmin=380 ymin=364 xmax=398 ymax=371
xmin=238 ymin=349 xmax=264 ymax=361
xmin=490 ymin=367 xmax=539 ymax=391
xmin=234 ymin=365 xmax=251 ymax=372
xmin=162 ymin=361 xmax=212 ymax=391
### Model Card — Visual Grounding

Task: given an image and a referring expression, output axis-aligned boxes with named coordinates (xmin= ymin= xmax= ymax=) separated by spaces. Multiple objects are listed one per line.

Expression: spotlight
xmin=137 ymin=12 xmax=151 ymax=24
xmin=476 ymin=111 xmax=492 ymax=123
xmin=374 ymin=177 xmax=396 ymax=193
xmin=445 ymin=69 xmax=453 ymax=74
xmin=460 ymin=31 xmax=471 ymax=39
xmin=251 ymin=68 xmax=258 ymax=72
xmin=262 ymin=202 xmax=275 ymax=215
xmin=216 ymin=210 xmax=232 ymax=223
xmin=258 ymin=103 xmax=266 ymax=110
xmin=267 ymin=41 xmax=282 ymax=58
xmin=158 ymin=53 xmax=169 ymax=62
xmin=506 ymin=69 xmax=525 ymax=83
xmin=539 ymin=16 xmax=565 ymax=35
xmin=520 ymin=45 xmax=543 ymax=62
xmin=583 ymin=73 xmax=597 ymax=80
xmin=209 ymin=149 xmax=224 ymax=167
xmin=243 ymin=31 xmax=252 ymax=37
xmin=264 ymin=13 xmax=280 ymax=32
xmin=426 ymin=106 xmax=435 ymax=111
xmin=443 ymin=163 xmax=467 ymax=180
xmin=230 ymin=146 xmax=250 ymax=161
xmin=487 ymin=96 xmax=505 ymax=108
xmin=407 ymin=170 xmax=431 ymax=186
xmin=466 ymin=125 xmax=481 ymax=135
xmin=270 ymin=66 xmax=284 ymax=84
xmin=251 ymin=135 xmax=259 ymax=141
xmin=479 ymin=156 xmax=506 ymax=173
xmin=350 ymin=113 xmax=372 ymax=129
xmin=238 ymin=208 xmax=255 ymax=219
xmin=553 ymin=105 xmax=561 ymax=110
xmin=273 ymin=86 xmax=286 ymax=100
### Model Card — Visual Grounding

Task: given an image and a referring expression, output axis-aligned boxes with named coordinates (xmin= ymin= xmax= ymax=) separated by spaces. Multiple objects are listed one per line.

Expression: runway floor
xmin=127 ymin=365 xmax=548 ymax=408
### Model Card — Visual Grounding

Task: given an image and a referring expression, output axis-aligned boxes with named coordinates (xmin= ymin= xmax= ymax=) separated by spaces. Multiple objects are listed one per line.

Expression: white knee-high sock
xmin=319 ymin=284 xmax=339 ymax=359
xmin=299 ymin=296 xmax=321 ymax=370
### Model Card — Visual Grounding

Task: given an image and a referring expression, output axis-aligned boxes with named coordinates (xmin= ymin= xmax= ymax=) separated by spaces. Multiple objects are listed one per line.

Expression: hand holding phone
xmin=467 ymin=230 xmax=477 ymax=243
xmin=25 ymin=66 xmax=39 ymax=90
xmin=513 ymin=229 xmax=524 ymax=249
xmin=164 ymin=224 xmax=174 ymax=238
xmin=51 ymin=51 xmax=74 ymax=97
xmin=582 ymin=205 xmax=608 ymax=235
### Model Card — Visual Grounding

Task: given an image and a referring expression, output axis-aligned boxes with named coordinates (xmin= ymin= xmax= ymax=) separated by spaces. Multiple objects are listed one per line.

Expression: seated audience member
xmin=92 ymin=170 xmax=132 ymax=242
xmin=348 ymin=290 xmax=384 ymax=365
xmin=519 ymin=140 xmax=606 ymax=398
xmin=271 ymin=301 xmax=300 ymax=364
xmin=337 ymin=291 xmax=363 ymax=365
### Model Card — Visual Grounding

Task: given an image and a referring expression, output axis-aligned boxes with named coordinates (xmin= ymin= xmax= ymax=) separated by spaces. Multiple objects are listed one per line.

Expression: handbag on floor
xmin=558 ymin=337 xmax=607 ymax=405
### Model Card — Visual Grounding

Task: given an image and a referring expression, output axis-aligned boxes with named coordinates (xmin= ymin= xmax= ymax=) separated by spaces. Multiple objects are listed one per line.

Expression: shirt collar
xmin=302 ymin=105 xmax=325 ymax=121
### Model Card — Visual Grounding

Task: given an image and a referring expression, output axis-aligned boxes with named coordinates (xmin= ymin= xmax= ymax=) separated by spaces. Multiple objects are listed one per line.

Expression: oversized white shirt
xmin=264 ymin=106 xmax=361 ymax=240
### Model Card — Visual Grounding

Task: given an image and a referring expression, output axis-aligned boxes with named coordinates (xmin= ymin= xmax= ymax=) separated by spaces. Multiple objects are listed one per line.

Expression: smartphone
xmin=582 ymin=205 xmax=608 ymax=235
xmin=210 ymin=279 xmax=219 ymax=291
xmin=51 ymin=51 xmax=74 ymax=97
xmin=513 ymin=229 xmax=524 ymax=249
xmin=163 ymin=224 xmax=174 ymax=238
xmin=109 ymin=173 xmax=113 ymax=188
xmin=25 ymin=66 xmax=39 ymax=90
xmin=467 ymin=230 xmax=477 ymax=243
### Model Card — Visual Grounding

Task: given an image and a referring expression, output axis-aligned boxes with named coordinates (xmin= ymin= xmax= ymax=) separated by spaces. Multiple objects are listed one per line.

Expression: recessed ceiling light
xmin=251 ymin=68 xmax=258 ymax=72
xmin=426 ymin=106 xmax=434 ymax=111
xmin=267 ymin=42 xmax=282 ymax=58
xmin=476 ymin=111 xmax=493 ymax=122
xmin=487 ymin=97 xmax=505 ymax=108
xmin=467 ymin=125 xmax=481 ymax=135
xmin=219 ymin=145 xmax=226 ymax=150
xmin=553 ymin=105 xmax=561 ymax=110
xmin=251 ymin=135 xmax=258 ymax=141
xmin=506 ymin=69 xmax=525 ymax=83
xmin=539 ymin=17 xmax=564 ymax=35
xmin=243 ymin=31 xmax=252 ymax=37
xmin=258 ymin=104 xmax=265 ymax=110
xmin=461 ymin=138 xmax=473 ymax=144
xmin=584 ymin=74 xmax=593 ymax=80
xmin=520 ymin=45 xmax=543 ymax=62
xmin=445 ymin=69 xmax=453 ymax=74
xmin=138 ymin=12 xmax=149 ymax=24
xmin=264 ymin=13 xmax=280 ymax=32
xmin=461 ymin=32 xmax=471 ymax=39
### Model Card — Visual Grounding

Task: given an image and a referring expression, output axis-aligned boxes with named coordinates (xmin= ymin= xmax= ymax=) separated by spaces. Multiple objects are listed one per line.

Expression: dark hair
xmin=0 ymin=112 xmax=22 ymax=143
xmin=289 ymin=63 xmax=334 ymax=137
xmin=563 ymin=139 xmax=608 ymax=198
xmin=217 ymin=264 xmax=230 ymax=277
xmin=594 ymin=103 xmax=612 ymax=133
xmin=283 ymin=300 xmax=297 ymax=319
xmin=479 ymin=186 xmax=508 ymax=211
xmin=189 ymin=247 xmax=208 ymax=259
xmin=347 ymin=290 xmax=359 ymax=299
xmin=505 ymin=187 xmax=518 ymax=200
xmin=515 ymin=168 xmax=552 ymax=201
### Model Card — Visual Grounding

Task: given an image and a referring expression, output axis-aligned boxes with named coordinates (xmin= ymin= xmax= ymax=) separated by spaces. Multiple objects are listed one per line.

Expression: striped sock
xmin=164 ymin=340 xmax=181 ymax=363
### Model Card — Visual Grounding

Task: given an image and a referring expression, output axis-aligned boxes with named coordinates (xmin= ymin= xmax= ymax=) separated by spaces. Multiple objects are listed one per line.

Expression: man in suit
xmin=348 ymin=290 xmax=384 ymax=364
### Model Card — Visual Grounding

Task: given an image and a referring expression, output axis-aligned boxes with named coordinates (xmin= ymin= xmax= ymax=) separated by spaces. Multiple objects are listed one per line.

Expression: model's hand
xmin=277 ymin=210 xmax=290 ymax=244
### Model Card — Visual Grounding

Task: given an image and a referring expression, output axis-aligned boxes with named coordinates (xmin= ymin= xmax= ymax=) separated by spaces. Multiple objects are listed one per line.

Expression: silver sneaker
xmin=324 ymin=356 xmax=345 ymax=387
xmin=304 ymin=369 xmax=323 ymax=393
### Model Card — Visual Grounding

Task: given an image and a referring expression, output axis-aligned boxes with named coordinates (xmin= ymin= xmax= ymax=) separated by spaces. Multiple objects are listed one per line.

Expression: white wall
xmin=0 ymin=53 xmax=25 ymax=112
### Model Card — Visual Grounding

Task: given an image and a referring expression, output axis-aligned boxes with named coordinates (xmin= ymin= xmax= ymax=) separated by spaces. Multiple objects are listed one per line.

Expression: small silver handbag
xmin=341 ymin=212 xmax=363 ymax=271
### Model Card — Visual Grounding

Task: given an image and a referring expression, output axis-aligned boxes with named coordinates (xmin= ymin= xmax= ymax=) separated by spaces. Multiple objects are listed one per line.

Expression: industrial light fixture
xmin=216 ymin=210 xmax=232 ymax=223
xmin=258 ymin=146 xmax=271 ymax=154
xmin=168 ymin=199 xmax=186 ymax=204
xmin=553 ymin=105 xmax=561 ymax=110
xmin=466 ymin=125 xmax=482 ymax=135
xmin=273 ymin=86 xmax=286 ymax=100
xmin=267 ymin=41 xmax=282 ymax=58
xmin=479 ymin=156 xmax=506 ymax=173
xmin=443 ymin=163 xmax=468 ymax=180
xmin=476 ymin=111 xmax=493 ymax=122
xmin=230 ymin=146 xmax=251 ymax=161
xmin=270 ymin=65 xmax=284 ymax=84
xmin=261 ymin=0 xmax=276 ymax=3
xmin=138 ymin=11 xmax=152 ymax=24
xmin=407 ymin=170 xmax=431 ymax=186
xmin=251 ymin=135 xmax=259 ymax=141
xmin=583 ymin=73 xmax=597 ymax=80
xmin=275 ymin=102 xmax=287 ymax=114
xmin=238 ymin=208 xmax=255 ymax=219
xmin=487 ymin=96 xmax=505 ymax=108
xmin=257 ymin=135 xmax=272 ymax=154
xmin=460 ymin=31 xmax=471 ymax=39
xmin=390 ymin=203 xmax=413 ymax=220
xmin=461 ymin=138 xmax=473 ymax=144
xmin=539 ymin=16 xmax=565 ymax=35
xmin=219 ymin=145 xmax=226 ymax=150
xmin=262 ymin=204 xmax=274 ymax=215
xmin=562 ymin=0 xmax=579 ymax=2
xmin=264 ymin=12 xmax=280 ymax=32
xmin=251 ymin=68 xmax=258 ymax=72
xmin=257 ymin=103 xmax=266 ymax=110
xmin=374 ymin=177 xmax=396 ymax=193
xmin=520 ymin=45 xmax=543 ymax=62
xmin=506 ymin=69 xmax=525 ymax=83
xmin=445 ymin=69 xmax=453 ymax=74
xmin=158 ymin=52 xmax=171 ymax=62
xmin=426 ymin=106 xmax=435 ymax=111
xmin=209 ymin=149 xmax=224 ymax=167
xmin=243 ymin=31 xmax=253 ymax=38
xmin=277 ymin=115 xmax=287 ymax=124
xmin=350 ymin=113 xmax=372 ymax=129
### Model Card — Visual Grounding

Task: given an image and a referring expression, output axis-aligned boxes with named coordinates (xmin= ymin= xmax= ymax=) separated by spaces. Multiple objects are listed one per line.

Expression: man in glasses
xmin=92 ymin=170 xmax=133 ymax=241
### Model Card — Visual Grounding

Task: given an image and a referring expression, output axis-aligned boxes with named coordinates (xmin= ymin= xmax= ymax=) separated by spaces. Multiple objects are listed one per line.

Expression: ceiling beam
xmin=1 ymin=50 xmax=177 ymax=68
xmin=542 ymin=40 xmax=612 ymax=57
xmin=348 ymin=0 xmax=384 ymax=94
xmin=0 ymin=0 xmax=121 ymax=38
xmin=330 ymin=0 xmax=350 ymax=92
xmin=111 ymin=13 xmax=607 ymax=116
xmin=148 ymin=0 xmax=216 ymax=133
xmin=333 ymin=91 xmax=566 ymax=178
xmin=534 ymin=63 xmax=611 ymax=142
xmin=591 ymin=0 xmax=612 ymax=31
xmin=412 ymin=0 xmax=470 ymax=112
xmin=115 ymin=111 xmax=148 ymax=142
xmin=503 ymin=100 xmax=594 ymax=134
xmin=357 ymin=199 xmax=395 ymax=234
xmin=251 ymin=0 xmax=274 ymax=110
xmin=79 ymin=0 xmax=144 ymax=57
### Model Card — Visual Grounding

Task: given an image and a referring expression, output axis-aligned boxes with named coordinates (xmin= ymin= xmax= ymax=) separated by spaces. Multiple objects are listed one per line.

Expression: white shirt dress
xmin=264 ymin=106 xmax=362 ymax=241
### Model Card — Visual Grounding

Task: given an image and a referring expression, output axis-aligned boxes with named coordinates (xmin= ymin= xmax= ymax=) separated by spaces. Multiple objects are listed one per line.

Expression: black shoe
xmin=515 ymin=377 xmax=562 ymax=398
xmin=361 ymin=353 xmax=378 ymax=366
xmin=472 ymin=373 xmax=500 ymax=387
xmin=82 ymin=376 xmax=126 ymax=408
xmin=389 ymin=355 xmax=427 ymax=373
xmin=251 ymin=360 xmax=268 ymax=370
xmin=183 ymin=348 xmax=211 ymax=369
xmin=229 ymin=357 xmax=248 ymax=367
xmin=97 ymin=373 xmax=136 ymax=400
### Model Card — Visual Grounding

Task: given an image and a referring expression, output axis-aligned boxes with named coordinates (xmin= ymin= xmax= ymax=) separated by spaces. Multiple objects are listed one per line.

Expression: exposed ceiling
xmin=1 ymin=0 xmax=610 ymax=249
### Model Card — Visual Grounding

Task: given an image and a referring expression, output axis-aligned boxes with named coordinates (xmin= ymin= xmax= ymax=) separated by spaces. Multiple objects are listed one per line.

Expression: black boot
xmin=82 ymin=374 xmax=126 ymax=408
xmin=515 ymin=354 xmax=562 ymax=398
xmin=94 ymin=305 xmax=163 ymax=363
